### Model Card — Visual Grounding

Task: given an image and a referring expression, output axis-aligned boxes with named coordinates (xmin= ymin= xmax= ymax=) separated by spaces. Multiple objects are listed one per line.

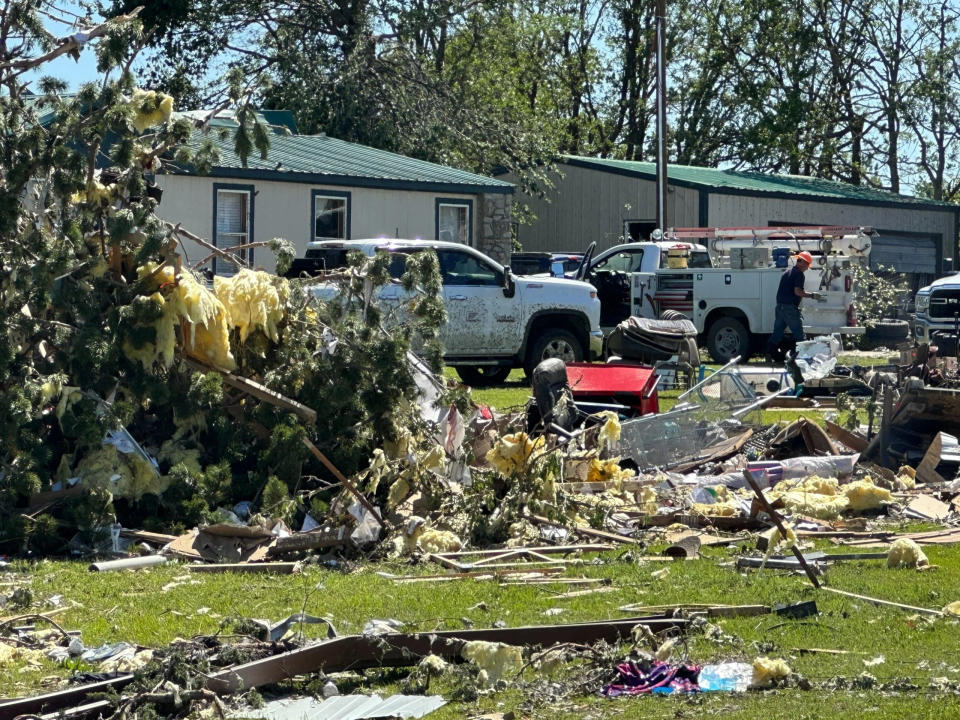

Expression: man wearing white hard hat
xmin=766 ymin=251 xmax=823 ymax=362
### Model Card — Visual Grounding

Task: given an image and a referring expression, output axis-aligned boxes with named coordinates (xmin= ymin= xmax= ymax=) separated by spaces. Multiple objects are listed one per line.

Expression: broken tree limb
xmin=302 ymin=438 xmax=383 ymax=527
xmin=184 ymin=358 xmax=317 ymax=425
xmin=2 ymin=8 xmax=143 ymax=73
xmin=742 ymin=469 xmax=821 ymax=588
xmin=817 ymin=586 xmax=944 ymax=617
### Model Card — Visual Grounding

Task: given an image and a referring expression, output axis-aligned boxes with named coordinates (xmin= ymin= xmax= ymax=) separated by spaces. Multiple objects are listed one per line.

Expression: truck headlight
xmin=916 ymin=293 xmax=930 ymax=314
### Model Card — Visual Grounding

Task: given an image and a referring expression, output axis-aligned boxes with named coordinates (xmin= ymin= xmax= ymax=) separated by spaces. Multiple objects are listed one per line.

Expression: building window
xmin=312 ymin=190 xmax=350 ymax=241
xmin=436 ymin=198 xmax=473 ymax=246
xmin=213 ymin=183 xmax=255 ymax=276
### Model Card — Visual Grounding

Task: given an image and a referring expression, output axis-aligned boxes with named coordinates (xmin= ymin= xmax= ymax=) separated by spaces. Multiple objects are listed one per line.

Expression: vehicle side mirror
xmin=550 ymin=261 xmax=565 ymax=277
xmin=503 ymin=268 xmax=516 ymax=298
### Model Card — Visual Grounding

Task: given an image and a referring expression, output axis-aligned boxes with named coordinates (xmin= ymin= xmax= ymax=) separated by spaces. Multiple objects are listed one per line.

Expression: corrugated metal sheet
xmin=564 ymin=155 xmax=957 ymax=208
xmin=232 ymin=693 xmax=447 ymax=720
xmin=184 ymin=131 xmax=512 ymax=191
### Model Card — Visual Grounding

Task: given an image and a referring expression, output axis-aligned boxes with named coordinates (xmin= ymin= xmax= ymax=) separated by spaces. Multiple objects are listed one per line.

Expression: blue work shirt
xmin=776 ymin=266 xmax=805 ymax=306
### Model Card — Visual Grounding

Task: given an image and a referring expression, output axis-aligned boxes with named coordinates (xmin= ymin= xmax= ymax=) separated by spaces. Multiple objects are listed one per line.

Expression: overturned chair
xmin=606 ymin=313 xmax=700 ymax=389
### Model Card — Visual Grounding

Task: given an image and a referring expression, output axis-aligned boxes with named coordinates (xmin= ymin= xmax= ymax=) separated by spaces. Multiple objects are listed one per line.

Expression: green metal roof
xmin=564 ymin=155 xmax=956 ymax=210
xmin=179 ymin=130 xmax=513 ymax=194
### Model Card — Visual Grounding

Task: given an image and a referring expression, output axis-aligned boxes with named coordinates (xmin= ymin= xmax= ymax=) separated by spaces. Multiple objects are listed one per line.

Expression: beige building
xmin=155 ymin=121 xmax=514 ymax=274
xmin=506 ymin=156 xmax=959 ymax=288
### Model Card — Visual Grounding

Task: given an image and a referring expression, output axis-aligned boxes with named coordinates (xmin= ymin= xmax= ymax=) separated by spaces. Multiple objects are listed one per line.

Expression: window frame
xmin=435 ymin=197 xmax=473 ymax=246
xmin=212 ymin=183 xmax=255 ymax=276
xmin=311 ymin=189 xmax=351 ymax=242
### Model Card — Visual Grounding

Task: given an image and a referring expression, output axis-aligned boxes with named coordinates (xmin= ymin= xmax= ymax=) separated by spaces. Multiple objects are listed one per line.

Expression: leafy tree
xmin=0 ymin=2 xmax=445 ymax=552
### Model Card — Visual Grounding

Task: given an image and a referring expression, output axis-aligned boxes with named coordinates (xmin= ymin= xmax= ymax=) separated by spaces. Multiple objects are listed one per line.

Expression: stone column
xmin=476 ymin=193 xmax=513 ymax=264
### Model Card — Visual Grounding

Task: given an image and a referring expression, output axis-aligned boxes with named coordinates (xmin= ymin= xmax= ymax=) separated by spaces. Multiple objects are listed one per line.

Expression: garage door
xmin=869 ymin=233 xmax=938 ymax=274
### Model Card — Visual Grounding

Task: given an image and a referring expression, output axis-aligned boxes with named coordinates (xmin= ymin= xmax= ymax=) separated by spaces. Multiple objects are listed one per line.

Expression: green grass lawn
xmin=4 ymin=542 xmax=960 ymax=718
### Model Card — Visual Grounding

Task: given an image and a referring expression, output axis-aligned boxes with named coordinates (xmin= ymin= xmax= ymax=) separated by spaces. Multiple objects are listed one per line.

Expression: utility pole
xmin=655 ymin=0 xmax=668 ymax=232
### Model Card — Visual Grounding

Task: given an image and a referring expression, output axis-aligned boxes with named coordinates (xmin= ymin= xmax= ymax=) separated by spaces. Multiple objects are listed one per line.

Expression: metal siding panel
xmin=870 ymin=236 xmax=937 ymax=273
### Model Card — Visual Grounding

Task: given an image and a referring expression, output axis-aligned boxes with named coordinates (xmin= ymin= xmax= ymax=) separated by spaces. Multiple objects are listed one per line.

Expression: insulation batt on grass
xmin=887 ymin=537 xmax=929 ymax=569
xmin=752 ymin=657 xmax=791 ymax=687
xmin=460 ymin=641 xmax=523 ymax=686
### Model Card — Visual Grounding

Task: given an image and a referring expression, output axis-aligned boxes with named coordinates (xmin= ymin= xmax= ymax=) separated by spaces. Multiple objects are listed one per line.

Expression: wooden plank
xmin=119 ymin=528 xmax=178 ymax=545
xmin=818 ymin=586 xmax=944 ymax=616
xmin=433 ymin=544 xmax=613 ymax=559
xmin=379 ymin=568 xmax=565 ymax=583
xmin=832 ymin=528 xmax=960 ymax=548
xmin=552 ymin=586 xmax=617 ymax=600
xmin=824 ymin=420 xmax=868 ymax=452
xmin=187 ymin=562 xmax=302 ymax=574
xmin=302 ymin=438 xmax=383 ymax=527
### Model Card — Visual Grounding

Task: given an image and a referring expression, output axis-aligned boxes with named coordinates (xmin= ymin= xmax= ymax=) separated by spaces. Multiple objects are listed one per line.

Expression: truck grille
xmin=929 ymin=289 xmax=960 ymax=319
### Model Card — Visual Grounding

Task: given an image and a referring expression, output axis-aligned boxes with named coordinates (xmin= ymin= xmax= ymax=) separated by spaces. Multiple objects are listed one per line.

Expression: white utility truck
xmin=576 ymin=226 xmax=873 ymax=362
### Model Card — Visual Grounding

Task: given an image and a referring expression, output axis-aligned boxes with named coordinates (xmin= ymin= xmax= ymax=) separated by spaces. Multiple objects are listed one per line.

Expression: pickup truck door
xmin=585 ymin=247 xmax=655 ymax=327
xmin=436 ymin=248 xmax=520 ymax=354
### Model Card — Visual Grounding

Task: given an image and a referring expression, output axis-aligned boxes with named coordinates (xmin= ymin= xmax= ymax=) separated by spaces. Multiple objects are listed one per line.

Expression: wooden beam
xmin=302 ymin=438 xmax=383 ymax=527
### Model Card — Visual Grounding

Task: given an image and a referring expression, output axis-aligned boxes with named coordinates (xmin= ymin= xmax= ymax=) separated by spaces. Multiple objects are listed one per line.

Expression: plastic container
xmin=698 ymin=662 xmax=753 ymax=692
xmin=772 ymin=247 xmax=790 ymax=268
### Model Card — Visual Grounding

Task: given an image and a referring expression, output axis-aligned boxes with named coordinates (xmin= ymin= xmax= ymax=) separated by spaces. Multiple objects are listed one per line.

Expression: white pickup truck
xmin=915 ymin=275 xmax=960 ymax=348
xmin=297 ymin=239 xmax=603 ymax=385
xmin=576 ymin=227 xmax=872 ymax=362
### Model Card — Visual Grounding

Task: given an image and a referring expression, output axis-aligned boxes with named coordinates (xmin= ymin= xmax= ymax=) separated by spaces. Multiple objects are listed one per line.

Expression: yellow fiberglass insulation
xmin=752 ymin=657 xmax=791 ymax=687
xmin=417 ymin=529 xmax=463 ymax=553
xmin=691 ymin=500 xmax=740 ymax=517
xmin=763 ymin=524 xmax=798 ymax=560
xmin=943 ymin=601 xmax=960 ymax=617
xmin=767 ymin=476 xmax=849 ymax=520
xmin=586 ymin=456 xmax=634 ymax=484
xmin=124 ymin=264 xmax=235 ymax=370
xmin=174 ymin=272 xmax=235 ymax=370
xmin=461 ymin=641 xmax=523 ymax=686
xmin=777 ymin=491 xmax=849 ymax=521
xmin=637 ymin=485 xmax=658 ymax=514
xmin=74 ymin=445 xmax=170 ymax=500
xmin=130 ymin=89 xmax=174 ymax=132
xmin=887 ymin=537 xmax=929 ymax=569
xmin=214 ymin=269 xmax=290 ymax=343
xmin=597 ymin=411 xmax=621 ymax=450
xmin=387 ymin=476 xmax=411 ymax=510
xmin=486 ymin=432 xmax=544 ymax=475
xmin=842 ymin=478 xmax=893 ymax=512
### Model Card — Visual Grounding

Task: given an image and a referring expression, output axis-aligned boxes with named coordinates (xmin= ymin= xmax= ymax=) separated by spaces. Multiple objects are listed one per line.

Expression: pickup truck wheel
xmin=706 ymin=317 xmax=751 ymax=363
xmin=456 ymin=366 xmax=512 ymax=387
xmin=525 ymin=329 xmax=584 ymax=376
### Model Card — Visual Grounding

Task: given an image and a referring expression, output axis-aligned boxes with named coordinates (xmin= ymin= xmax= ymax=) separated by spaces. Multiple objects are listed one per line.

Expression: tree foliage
xmin=0 ymin=2 xmax=446 ymax=553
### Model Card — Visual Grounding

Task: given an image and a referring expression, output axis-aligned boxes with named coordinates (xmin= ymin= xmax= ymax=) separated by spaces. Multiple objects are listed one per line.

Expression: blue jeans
xmin=768 ymin=303 xmax=804 ymax=348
